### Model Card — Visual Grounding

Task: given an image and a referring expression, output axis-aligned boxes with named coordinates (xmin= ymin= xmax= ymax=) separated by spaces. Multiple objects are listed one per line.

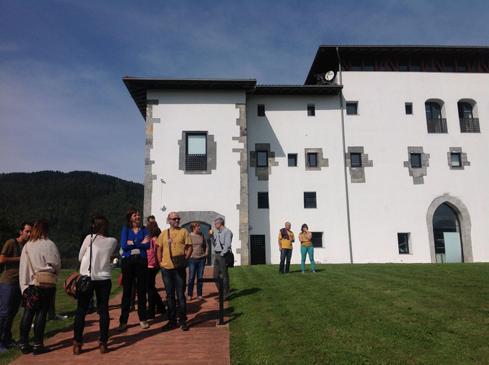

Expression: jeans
xmin=147 ymin=267 xmax=164 ymax=315
xmin=213 ymin=254 xmax=229 ymax=298
xmin=120 ymin=257 xmax=148 ymax=324
xmin=187 ymin=258 xmax=206 ymax=297
xmin=279 ymin=248 xmax=292 ymax=274
xmin=19 ymin=287 xmax=55 ymax=346
xmin=161 ymin=267 xmax=187 ymax=324
xmin=301 ymin=246 xmax=315 ymax=272
xmin=0 ymin=283 xmax=21 ymax=345
xmin=74 ymin=279 xmax=112 ymax=343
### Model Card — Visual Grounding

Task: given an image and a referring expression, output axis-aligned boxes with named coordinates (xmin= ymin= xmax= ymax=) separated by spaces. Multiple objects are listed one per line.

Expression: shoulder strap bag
xmin=168 ymin=229 xmax=187 ymax=269
xmin=77 ymin=234 xmax=96 ymax=295
xmin=25 ymin=243 xmax=58 ymax=289
xmin=217 ymin=230 xmax=235 ymax=268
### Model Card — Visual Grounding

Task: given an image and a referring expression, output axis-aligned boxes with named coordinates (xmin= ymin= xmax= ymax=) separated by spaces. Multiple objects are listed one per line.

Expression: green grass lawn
xmin=229 ymin=264 xmax=489 ymax=365
xmin=0 ymin=268 xmax=122 ymax=365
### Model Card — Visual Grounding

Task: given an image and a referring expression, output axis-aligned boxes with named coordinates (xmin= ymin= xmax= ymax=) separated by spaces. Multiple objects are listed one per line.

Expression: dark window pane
xmin=398 ymin=59 xmax=408 ymax=71
xmin=304 ymin=192 xmax=317 ymax=209
xmin=411 ymin=153 xmax=422 ymax=168
xmin=398 ymin=233 xmax=409 ymax=254
xmin=425 ymin=102 xmax=441 ymax=120
xmin=186 ymin=133 xmax=207 ymax=171
xmin=458 ymin=102 xmax=473 ymax=119
xmin=307 ymin=104 xmax=315 ymax=116
xmin=288 ymin=154 xmax=297 ymax=167
xmin=351 ymin=153 xmax=362 ymax=167
xmin=411 ymin=59 xmax=421 ymax=71
xmin=311 ymin=232 xmax=323 ymax=248
xmin=364 ymin=59 xmax=374 ymax=71
xmin=346 ymin=102 xmax=357 ymax=115
xmin=257 ymin=151 xmax=268 ymax=167
xmin=308 ymin=153 xmax=318 ymax=168
xmin=258 ymin=104 xmax=265 ymax=117
xmin=444 ymin=59 xmax=454 ymax=72
xmin=257 ymin=192 xmax=269 ymax=209
xmin=451 ymin=153 xmax=461 ymax=167
xmin=405 ymin=103 xmax=413 ymax=115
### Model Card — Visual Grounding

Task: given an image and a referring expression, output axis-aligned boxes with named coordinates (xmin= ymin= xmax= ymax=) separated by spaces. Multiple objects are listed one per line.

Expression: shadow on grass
xmin=227 ymin=287 xmax=261 ymax=300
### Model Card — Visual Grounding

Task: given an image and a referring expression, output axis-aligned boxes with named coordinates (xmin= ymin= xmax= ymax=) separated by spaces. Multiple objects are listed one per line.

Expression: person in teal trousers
xmin=299 ymin=224 xmax=316 ymax=273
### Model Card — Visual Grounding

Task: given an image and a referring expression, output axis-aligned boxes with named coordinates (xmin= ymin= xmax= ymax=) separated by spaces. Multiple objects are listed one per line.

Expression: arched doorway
xmin=426 ymin=194 xmax=473 ymax=263
xmin=433 ymin=204 xmax=462 ymax=263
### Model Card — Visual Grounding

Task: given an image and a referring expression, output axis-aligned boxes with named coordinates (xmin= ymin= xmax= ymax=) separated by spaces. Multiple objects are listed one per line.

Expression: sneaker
xmin=197 ymin=296 xmax=204 ymax=301
xmin=33 ymin=344 xmax=50 ymax=355
xmin=117 ymin=323 xmax=127 ymax=332
xmin=302 ymin=271 xmax=305 ymax=274
xmin=140 ymin=321 xmax=150 ymax=329
xmin=180 ymin=322 xmax=189 ymax=332
xmin=19 ymin=343 xmax=32 ymax=355
xmin=49 ymin=314 xmax=68 ymax=321
xmin=161 ymin=322 xmax=179 ymax=331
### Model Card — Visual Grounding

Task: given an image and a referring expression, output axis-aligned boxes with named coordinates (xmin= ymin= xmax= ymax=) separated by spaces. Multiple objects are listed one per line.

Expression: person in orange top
xmin=299 ymin=223 xmax=316 ymax=273
xmin=278 ymin=222 xmax=295 ymax=274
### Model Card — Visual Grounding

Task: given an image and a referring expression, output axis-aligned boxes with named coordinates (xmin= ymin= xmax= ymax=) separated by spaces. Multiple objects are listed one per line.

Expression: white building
xmin=124 ymin=45 xmax=489 ymax=265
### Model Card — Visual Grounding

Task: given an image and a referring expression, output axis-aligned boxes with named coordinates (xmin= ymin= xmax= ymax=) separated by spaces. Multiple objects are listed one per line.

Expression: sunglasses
xmin=168 ymin=218 xmax=181 ymax=221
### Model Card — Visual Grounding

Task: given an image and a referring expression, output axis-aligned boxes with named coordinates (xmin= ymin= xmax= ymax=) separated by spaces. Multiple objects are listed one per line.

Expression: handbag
xmin=63 ymin=272 xmax=81 ymax=299
xmin=77 ymin=234 xmax=97 ymax=296
xmin=25 ymin=244 xmax=58 ymax=289
xmin=168 ymin=229 xmax=187 ymax=269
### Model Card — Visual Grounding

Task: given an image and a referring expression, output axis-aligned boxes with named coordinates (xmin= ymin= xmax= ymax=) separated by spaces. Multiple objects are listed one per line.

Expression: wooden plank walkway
xmin=12 ymin=267 xmax=229 ymax=365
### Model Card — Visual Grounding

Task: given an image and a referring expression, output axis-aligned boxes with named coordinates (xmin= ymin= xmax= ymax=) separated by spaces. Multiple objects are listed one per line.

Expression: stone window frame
xmin=178 ymin=131 xmax=216 ymax=175
xmin=304 ymin=148 xmax=328 ymax=171
xmin=250 ymin=143 xmax=278 ymax=181
xmin=447 ymin=147 xmax=470 ymax=170
xmin=345 ymin=147 xmax=373 ymax=183
xmin=403 ymin=146 xmax=430 ymax=184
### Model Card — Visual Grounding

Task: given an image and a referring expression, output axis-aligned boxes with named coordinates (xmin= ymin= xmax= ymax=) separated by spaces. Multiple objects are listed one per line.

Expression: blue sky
xmin=1 ymin=0 xmax=488 ymax=183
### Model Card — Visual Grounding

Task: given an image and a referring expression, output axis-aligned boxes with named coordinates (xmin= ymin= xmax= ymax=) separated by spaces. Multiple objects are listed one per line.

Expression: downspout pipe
xmin=336 ymin=47 xmax=354 ymax=264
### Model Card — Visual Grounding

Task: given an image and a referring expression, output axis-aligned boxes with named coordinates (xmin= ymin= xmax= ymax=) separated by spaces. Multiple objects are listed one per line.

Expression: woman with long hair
xmin=299 ymin=223 xmax=316 ymax=274
xmin=187 ymin=222 xmax=208 ymax=301
xmin=18 ymin=219 xmax=61 ymax=355
xmin=146 ymin=220 xmax=165 ymax=318
xmin=73 ymin=216 xmax=117 ymax=355
xmin=118 ymin=207 xmax=150 ymax=331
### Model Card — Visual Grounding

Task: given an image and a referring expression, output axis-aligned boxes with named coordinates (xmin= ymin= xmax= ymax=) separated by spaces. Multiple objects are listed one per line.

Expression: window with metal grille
xmin=307 ymin=104 xmax=315 ymax=116
xmin=186 ymin=134 xmax=207 ymax=171
xmin=346 ymin=102 xmax=358 ymax=115
xmin=405 ymin=103 xmax=413 ymax=115
xmin=307 ymin=153 xmax=318 ymax=168
xmin=311 ymin=232 xmax=323 ymax=248
xmin=451 ymin=153 xmax=462 ymax=167
xmin=288 ymin=154 xmax=297 ymax=167
xmin=425 ymin=102 xmax=447 ymax=133
xmin=304 ymin=192 xmax=317 ymax=209
xmin=458 ymin=102 xmax=480 ymax=133
xmin=350 ymin=153 xmax=362 ymax=167
xmin=257 ymin=192 xmax=269 ymax=209
xmin=398 ymin=233 xmax=410 ymax=254
xmin=258 ymin=104 xmax=265 ymax=117
xmin=411 ymin=153 xmax=422 ymax=168
xmin=257 ymin=151 xmax=268 ymax=167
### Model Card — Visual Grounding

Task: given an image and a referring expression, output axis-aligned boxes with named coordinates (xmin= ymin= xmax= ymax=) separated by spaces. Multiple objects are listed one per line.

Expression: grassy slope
xmin=0 ymin=268 xmax=122 ymax=365
xmin=229 ymin=264 xmax=489 ymax=365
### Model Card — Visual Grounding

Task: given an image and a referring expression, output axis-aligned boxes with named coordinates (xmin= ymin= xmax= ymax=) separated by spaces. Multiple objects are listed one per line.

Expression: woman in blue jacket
xmin=117 ymin=207 xmax=150 ymax=331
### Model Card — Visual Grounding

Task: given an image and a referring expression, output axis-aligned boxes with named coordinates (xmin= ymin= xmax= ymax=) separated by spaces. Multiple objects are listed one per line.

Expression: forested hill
xmin=0 ymin=171 xmax=143 ymax=258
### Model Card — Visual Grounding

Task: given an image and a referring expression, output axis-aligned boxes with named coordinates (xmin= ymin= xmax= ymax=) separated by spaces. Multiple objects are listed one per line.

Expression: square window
xmin=307 ymin=104 xmax=315 ymax=116
xmin=257 ymin=192 xmax=269 ymax=209
xmin=411 ymin=153 xmax=422 ymax=168
xmin=186 ymin=133 xmax=207 ymax=171
xmin=311 ymin=232 xmax=323 ymax=248
xmin=257 ymin=104 xmax=265 ymax=117
xmin=288 ymin=154 xmax=297 ymax=167
xmin=405 ymin=103 xmax=413 ymax=115
xmin=256 ymin=151 xmax=268 ymax=167
xmin=451 ymin=153 xmax=462 ymax=167
xmin=350 ymin=153 xmax=362 ymax=168
xmin=307 ymin=153 xmax=318 ymax=168
xmin=346 ymin=102 xmax=358 ymax=115
xmin=304 ymin=192 xmax=317 ymax=209
xmin=398 ymin=233 xmax=410 ymax=254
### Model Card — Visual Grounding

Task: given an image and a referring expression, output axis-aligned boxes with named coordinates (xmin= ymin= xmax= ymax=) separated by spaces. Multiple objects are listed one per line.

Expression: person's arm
xmin=134 ymin=227 xmax=150 ymax=250
xmin=278 ymin=232 xmax=282 ymax=251
xmin=299 ymin=233 xmax=305 ymax=242
xmin=291 ymin=232 xmax=295 ymax=243
xmin=46 ymin=241 xmax=61 ymax=275
xmin=185 ymin=244 xmax=193 ymax=260
xmin=120 ymin=226 xmax=133 ymax=252
xmin=0 ymin=241 xmax=18 ymax=264
xmin=203 ymin=235 xmax=209 ymax=257
xmin=156 ymin=232 xmax=164 ymax=265
xmin=78 ymin=235 xmax=90 ymax=261
xmin=307 ymin=232 xmax=312 ymax=240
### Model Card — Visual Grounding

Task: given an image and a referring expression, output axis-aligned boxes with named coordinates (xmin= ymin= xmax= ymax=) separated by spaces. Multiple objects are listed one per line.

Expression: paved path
xmin=12 ymin=267 xmax=229 ymax=365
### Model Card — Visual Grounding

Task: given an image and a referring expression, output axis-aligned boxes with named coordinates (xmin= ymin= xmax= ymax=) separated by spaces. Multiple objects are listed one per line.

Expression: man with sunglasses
xmin=156 ymin=212 xmax=192 ymax=331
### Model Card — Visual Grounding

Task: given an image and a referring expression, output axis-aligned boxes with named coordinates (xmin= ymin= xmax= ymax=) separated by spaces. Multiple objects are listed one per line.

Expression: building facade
xmin=124 ymin=45 xmax=489 ymax=265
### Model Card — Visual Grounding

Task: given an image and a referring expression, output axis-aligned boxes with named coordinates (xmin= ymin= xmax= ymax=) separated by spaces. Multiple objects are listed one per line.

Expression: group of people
xmin=278 ymin=222 xmax=316 ymax=274
xmin=0 ymin=207 xmax=234 ymax=356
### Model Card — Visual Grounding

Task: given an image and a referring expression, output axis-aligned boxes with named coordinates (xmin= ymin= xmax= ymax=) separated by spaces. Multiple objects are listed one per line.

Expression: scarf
xmin=280 ymin=228 xmax=290 ymax=240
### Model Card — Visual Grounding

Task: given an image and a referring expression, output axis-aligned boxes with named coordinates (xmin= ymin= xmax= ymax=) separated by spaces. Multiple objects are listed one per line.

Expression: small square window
xmin=307 ymin=153 xmax=318 ymax=168
xmin=451 ymin=153 xmax=461 ymax=167
xmin=398 ymin=233 xmax=410 ymax=254
xmin=256 ymin=151 xmax=268 ymax=167
xmin=304 ymin=192 xmax=317 ymax=209
xmin=307 ymin=104 xmax=315 ymax=117
xmin=350 ymin=153 xmax=362 ymax=168
xmin=311 ymin=232 xmax=323 ymax=248
xmin=257 ymin=192 xmax=269 ymax=209
xmin=288 ymin=154 xmax=297 ymax=167
xmin=257 ymin=104 xmax=265 ymax=117
xmin=346 ymin=102 xmax=358 ymax=115
xmin=405 ymin=103 xmax=413 ymax=115
xmin=411 ymin=153 xmax=422 ymax=168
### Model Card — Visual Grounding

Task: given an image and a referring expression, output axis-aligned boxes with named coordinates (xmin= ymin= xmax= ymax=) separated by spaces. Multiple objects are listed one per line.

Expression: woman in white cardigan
xmin=73 ymin=216 xmax=117 ymax=355
xmin=18 ymin=219 xmax=61 ymax=355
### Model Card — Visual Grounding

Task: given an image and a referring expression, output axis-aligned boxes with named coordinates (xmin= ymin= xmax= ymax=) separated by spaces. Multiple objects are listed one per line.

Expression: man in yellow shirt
xmin=156 ymin=212 xmax=192 ymax=331
xmin=278 ymin=222 xmax=295 ymax=274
